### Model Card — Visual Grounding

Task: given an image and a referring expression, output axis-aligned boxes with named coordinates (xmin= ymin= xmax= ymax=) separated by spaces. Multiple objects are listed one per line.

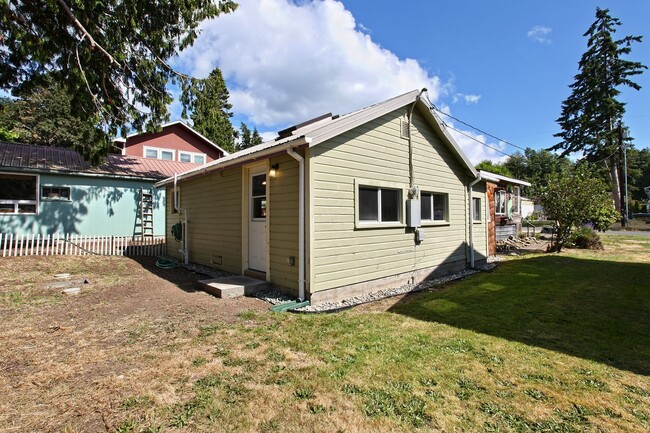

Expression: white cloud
xmin=175 ymin=0 xmax=444 ymax=128
xmin=448 ymin=128 xmax=509 ymax=164
xmin=453 ymin=93 xmax=481 ymax=104
xmin=175 ymin=0 xmax=503 ymax=163
xmin=527 ymin=25 xmax=552 ymax=44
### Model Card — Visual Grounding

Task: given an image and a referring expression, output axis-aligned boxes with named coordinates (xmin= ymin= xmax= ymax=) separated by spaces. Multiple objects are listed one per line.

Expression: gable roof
xmin=479 ymin=170 xmax=531 ymax=187
xmin=117 ymin=120 xmax=230 ymax=156
xmin=155 ymin=89 xmax=478 ymax=187
xmin=0 ymin=141 xmax=199 ymax=180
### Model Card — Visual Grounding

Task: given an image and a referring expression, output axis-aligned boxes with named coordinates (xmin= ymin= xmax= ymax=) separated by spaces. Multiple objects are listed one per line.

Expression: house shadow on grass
xmin=128 ymin=256 xmax=200 ymax=294
xmin=389 ymin=255 xmax=650 ymax=376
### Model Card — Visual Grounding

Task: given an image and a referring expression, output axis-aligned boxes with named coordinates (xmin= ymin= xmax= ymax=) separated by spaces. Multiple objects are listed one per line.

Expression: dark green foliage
xmin=0 ymin=85 xmax=106 ymax=163
xmin=237 ymin=122 xmax=263 ymax=151
xmin=181 ymin=68 xmax=238 ymax=153
xmin=504 ymin=148 xmax=574 ymax=199
xmin=569 ymin=225 xmax=604 ymax=250
xmin=475 ymin=160 xmax=512 ymax=177
xmin=552 ymin=8 xmax=646 ymax=160
xmin=540 ymin=168 xmax=618 ymax=251
xmin=1 ymin=0 xmax=237 ymax=160
xmin=551 ymin=8 xmax=646 ymax=212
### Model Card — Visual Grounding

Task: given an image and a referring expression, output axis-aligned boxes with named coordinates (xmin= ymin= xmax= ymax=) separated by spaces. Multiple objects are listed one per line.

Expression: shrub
xmin=570 ymin=225 xmax=603 ymax=250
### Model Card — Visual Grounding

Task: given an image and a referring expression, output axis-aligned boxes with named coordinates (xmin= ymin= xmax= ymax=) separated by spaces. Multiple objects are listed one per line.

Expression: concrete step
xmin=196 ymin=275 xmax=269 ymax=299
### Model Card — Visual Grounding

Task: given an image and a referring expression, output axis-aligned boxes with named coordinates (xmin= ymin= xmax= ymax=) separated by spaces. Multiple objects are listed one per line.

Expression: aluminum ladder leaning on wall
xmin=140 ymin=189 xmax=154 ymax=242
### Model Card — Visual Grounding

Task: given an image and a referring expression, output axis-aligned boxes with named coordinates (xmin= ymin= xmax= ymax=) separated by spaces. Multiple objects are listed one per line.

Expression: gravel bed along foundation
xmin=294 ymin=263 xmax=497 ymax=313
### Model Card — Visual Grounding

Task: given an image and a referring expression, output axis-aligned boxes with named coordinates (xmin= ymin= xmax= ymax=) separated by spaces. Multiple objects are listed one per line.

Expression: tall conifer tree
xmin=551 ymin=8 xmax=646 ymax=211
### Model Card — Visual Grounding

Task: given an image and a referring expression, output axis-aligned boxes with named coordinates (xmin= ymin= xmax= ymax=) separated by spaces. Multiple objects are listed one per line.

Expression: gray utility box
xmin=406 ymin=199 xmax=421 ymax=227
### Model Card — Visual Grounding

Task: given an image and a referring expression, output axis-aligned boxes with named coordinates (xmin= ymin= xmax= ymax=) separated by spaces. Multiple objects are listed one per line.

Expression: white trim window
xmin=473 ymin=197 xmax=481 ymax=222
xmin=421 ymin=192 xmax=448 ymax=222
xmin=495 ymin=190 xmax=507 ymax=215
xmin=179 ymin=151 xmax=206 ymax=164
xmin=41 ymin=186 xmax=71 ymax=201
xmin=143 ymin=146 xmax=175 ymax=161
xmin=358 ymin=185 xmax=401 ymax=224
xmin=0 ymin=172 xmax=38 ymax=214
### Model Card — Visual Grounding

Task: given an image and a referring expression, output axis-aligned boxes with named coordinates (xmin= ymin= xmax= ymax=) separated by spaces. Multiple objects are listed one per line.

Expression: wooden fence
xmin=0 ymin=233 xmax=166 ymax=257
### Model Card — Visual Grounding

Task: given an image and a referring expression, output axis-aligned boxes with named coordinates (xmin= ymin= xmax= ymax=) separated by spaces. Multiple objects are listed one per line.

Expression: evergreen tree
xmin=0 ymin=84 xmax=105 ymax=163
xmin=504 ymin=148 xmax=574 ymax=199
xmin=182 ymin=68 xmax=238 ymax=153
xmin=1 ymin=0 xmax=237 ymax=159
xmin=550 ymin=8 xmax=646 ymax=212
xmin=237 ymin=122 xmax=264 ymax=150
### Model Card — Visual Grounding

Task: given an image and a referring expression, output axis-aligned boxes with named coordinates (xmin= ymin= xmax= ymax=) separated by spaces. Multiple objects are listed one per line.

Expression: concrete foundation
xmin=308 ymin=259 xmax=479 ymax=306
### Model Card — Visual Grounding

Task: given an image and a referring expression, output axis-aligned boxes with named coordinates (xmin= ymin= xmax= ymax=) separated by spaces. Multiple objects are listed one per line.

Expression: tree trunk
xmin=605 ymin=159 xmax=622 ymax=213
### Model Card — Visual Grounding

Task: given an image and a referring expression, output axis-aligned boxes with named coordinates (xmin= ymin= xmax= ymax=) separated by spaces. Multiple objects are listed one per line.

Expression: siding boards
xmin=311 ymin=106 xmax=482 ymax=293
xmin=165 ymin=167 xmax=242 ymax=273
xmin=269 ymin=154 xmax=299 ymax=294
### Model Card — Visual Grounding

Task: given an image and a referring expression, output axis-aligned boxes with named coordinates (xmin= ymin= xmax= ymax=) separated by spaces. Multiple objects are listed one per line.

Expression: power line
xmin=442 ymin=121 xmax=512 ymax=158
xmin=422 ymin=93 xmax=528 ymax=152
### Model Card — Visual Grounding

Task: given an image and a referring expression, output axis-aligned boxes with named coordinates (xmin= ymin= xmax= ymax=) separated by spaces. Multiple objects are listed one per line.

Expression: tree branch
xmin=56 ymin=0 xmax=120 ymax=67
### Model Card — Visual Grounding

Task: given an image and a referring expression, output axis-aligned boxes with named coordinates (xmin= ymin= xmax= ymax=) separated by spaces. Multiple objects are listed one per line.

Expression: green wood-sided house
xmin=156 ymin=90 xmax=489 ymax=305
xmin=0 ymin=142 xmax=198 ymax=237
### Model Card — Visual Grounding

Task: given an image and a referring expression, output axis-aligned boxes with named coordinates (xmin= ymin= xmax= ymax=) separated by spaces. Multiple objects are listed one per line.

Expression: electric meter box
xmin=406 ymin=199 xmax=421 ymax=228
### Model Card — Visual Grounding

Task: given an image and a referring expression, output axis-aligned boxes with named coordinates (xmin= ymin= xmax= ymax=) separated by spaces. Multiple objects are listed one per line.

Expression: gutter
xmin=155 ymin=136 xmax=310 ymax=188
xmin=286 ymin=146 xmax=308 ymax=301
xmin=468 ymin=172 xmax=482 ymax=268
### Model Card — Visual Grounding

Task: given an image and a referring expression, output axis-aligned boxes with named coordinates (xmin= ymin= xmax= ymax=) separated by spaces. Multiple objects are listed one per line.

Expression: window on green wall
xmin=358 ymin=185 xmax=401 ymax=223
xmin=0 ymin=172 xmax=38 ymax=214
xmin=421 ymin=192 xmax=448 ymax=222
xmin=41 ymin=186 xmax=71 ymax=201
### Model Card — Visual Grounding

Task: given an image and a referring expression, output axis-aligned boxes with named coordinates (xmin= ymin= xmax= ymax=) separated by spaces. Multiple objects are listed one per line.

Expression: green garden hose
xmin=156 ymin=259 xmax=177 ymax=269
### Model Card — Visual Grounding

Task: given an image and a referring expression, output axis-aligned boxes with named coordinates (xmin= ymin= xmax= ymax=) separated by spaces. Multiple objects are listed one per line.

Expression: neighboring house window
xmin=0 ymin=173 xmax=38 ymax=214
xmin=179 ymin=151 xmax=206 ymax=164
xmin=495 ymin=190 xmax=506 ymax=215
xmin=421 ymin=192 xmax=448 ymax=221
xmin=513 ymin=186 xmax=521 ymax=214
xmin=41 ymin=186 xmax=71 ymax=201
xmin=144 ymin=146 xmax=175 ymax=161
xmin=473 ymin=197 xmax=481 ymax=221
xmin=358 ymin=186 xmax=401 ymax=223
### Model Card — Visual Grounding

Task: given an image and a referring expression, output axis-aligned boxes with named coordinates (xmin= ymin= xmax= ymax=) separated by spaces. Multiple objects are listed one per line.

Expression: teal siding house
xmin=0 ymin=142 xmax=197 ymax=237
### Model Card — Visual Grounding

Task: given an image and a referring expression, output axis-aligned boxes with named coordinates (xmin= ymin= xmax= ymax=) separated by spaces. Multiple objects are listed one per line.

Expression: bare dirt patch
xmin=0 ymin=255 xmax=268 ymax=433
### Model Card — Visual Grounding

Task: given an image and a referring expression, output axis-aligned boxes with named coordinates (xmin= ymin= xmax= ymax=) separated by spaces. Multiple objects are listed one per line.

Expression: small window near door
xmin=251 ymin=174 xmax=267 ymax=219
xmin=473 ymin=197 xmax=482 ymax=221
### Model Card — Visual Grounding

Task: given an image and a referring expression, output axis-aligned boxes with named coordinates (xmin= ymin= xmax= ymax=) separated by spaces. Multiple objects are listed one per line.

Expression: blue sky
xmin=173 ymin=0 xmax=650 ymax=162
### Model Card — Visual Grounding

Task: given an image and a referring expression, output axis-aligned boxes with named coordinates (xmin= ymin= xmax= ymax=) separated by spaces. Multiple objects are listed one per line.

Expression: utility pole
xmin=618 ymin=121 xmax=629 ymax=227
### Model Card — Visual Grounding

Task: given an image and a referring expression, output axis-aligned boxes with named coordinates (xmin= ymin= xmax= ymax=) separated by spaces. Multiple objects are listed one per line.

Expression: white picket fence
xmin=0 ymin=233 xmax=166 ymax=257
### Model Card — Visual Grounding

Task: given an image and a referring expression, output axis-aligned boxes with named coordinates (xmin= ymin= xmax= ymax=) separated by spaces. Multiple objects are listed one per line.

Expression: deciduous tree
xmin=540 ymin=167 xmax=619 ymax=252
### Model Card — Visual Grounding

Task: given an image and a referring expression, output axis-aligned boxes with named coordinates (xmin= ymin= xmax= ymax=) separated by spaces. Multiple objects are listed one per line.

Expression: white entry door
xmin=248 ymin=172 xmax=267 ymax=272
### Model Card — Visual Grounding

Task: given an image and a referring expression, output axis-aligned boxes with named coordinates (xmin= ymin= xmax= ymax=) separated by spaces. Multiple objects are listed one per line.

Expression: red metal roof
xmin=0 ymin=141 xmax=199 ymax=179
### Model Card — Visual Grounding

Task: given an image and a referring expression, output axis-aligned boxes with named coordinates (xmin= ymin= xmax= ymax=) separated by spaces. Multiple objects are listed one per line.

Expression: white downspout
xmin=287 ymin=148 xmax=305 ymax=301
xmin=468 ymin=173 xmax=482 ymax=268
xmin=174 ymin=173 xmax=189 ymax=265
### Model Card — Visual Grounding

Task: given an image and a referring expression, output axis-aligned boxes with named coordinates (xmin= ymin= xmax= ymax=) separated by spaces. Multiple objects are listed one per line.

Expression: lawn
xmin=1 ymin=236 xmax=649 ymax=432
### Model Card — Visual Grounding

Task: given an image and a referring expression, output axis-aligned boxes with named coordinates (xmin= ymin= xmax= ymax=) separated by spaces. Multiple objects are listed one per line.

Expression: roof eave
xmin=154 ymin=136 xmax=311 ymax=188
